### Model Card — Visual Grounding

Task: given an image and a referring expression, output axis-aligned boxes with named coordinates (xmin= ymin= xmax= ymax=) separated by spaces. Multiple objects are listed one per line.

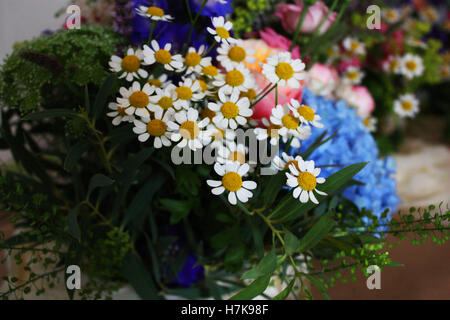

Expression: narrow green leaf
xmin=284 ymin=231 xmax=300 ymax=256
xmin=304 ymin=274 xmax=330 ymax=300
xmin=256 ymin=249 xmax=277 ymax=275
xmin=273 ymin=279 xmax=295 ymax=300
xmin=160 ymin=198 xmax=193 ymax=224
xmin=92 ymin=74 xmax=116 ymax=119
xmin=229 ymin=274 xmax=271 ymax=300
xmin=64 ymin=142 xmax=90 ymax=172
xmin=22 ymin=109 xmax=79 ymax=121
xmin=297 ymin=211 xmax=336 ymax=253
xmin=122 ymin=252 xmax=160 ymax=300
xmin=66 ymin=205 xmax=81 ymax=241
xmin=262 ymin=172 xmax=286 ymax=207
xmin=87 ymin=174 xmax=114 ymax=197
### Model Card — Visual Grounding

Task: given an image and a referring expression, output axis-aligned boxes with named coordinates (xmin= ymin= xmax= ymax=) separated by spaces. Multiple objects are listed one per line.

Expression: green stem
xmin=284 ymin=136 xmax=295 ymax=154
xmin=203 ymin=41 xmax=217 ymax=57
xmin=184 ymin=0 xmax=208 ymax=54
xmin=289 ymin=0 xmax=316 ymax=52
xmin=250 ymin=83 xmax=277 ymax=108
xmin=148 ymin=21 xmax=156 ymax=44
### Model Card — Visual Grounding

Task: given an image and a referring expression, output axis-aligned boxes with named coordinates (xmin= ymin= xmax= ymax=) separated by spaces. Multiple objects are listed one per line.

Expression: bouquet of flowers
xmin=0 ymin=0 xmax=448 ymax=300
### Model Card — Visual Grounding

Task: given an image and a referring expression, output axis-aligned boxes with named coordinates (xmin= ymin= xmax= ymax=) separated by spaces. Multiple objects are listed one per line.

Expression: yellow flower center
xmin=240 ymin=88 xmax=256 ymax=101
xmin=228 ymin=151 xmax=245 ymax=164
xmin=202 ymin=65 xmax=219 ymax=77
xmin=196 ymin=79 xmax=208 ymax=92
xmin=200 ymin=107 xmax=216 ymax=121
xmin=228 ymin=46 xmax=246 ymax=62
xmin=222 ymin=172 xmax=243 ymax=192
xmin=146 ymin=6 xmax=164 ymax=17
xmin=148 ymin=78 xmax=162 ymax=87
xmin=121 ymin=55 xmax=141 ymax=72
xmin=351 ymin=42 xmax=359 ymax=50
xmin=297 ymin=171 xmax=317 ymax=191
xmin=185 ymin=52 xmax=202 ymax=67
xmin=225 ymin=70 xmax=245 ymax=87
xmin=158 ymin=96 xmax=173 ymax=110
xmin=389 ymin=60 xmax=398 ymax=71
xmin=216 ymin=27 xmax=230 ymax=39
xmin=129 ymin=91 xmax=149 ymax=108
xmin=284 ymin=160 xmax=299 ymax=171
xmin=220 ymin=102 xmax=239 ymax=119
xmin=401 ymin=101 xmax=413 ymax=111
xmin=180 ymin=121 xmax=199 ymax=140
xmin=363 ymin=118 xmax=371 ymax=126
xmin=117 ymin=106 xmax=127 ymax=117
xmin=155 ymin=49 xmax=172 ymax=65
xmin=405 ymin=60 xmax=417 ymax=71
xmin=212 ymin=128 xmax=225 ymax=141
xmin=386 ymin=11 xmax=396 ymax=19
xmin=146 ymin=119 xmax=167 ymax=136
xmin=275 ymin=62 xmax=294 ymax=80
xmin=297 ymin=105 xmax=315 ymax=121
xmin=281 ymin=114 xmax=299 ymax=129
xmin=346 ymin=71 xmax=359 ymax=80
xmin=176 ymin=86 xmax=193 ymax=100
xmin=267 ymin=123 xmax=281 ymax=138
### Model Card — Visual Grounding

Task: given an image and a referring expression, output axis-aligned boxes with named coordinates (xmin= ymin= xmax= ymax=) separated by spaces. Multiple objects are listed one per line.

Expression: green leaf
xmin=160 ymin=198 xmax=193 ymax=224
xmin=66 ymin=205 xmax=81 ymax=241
xmin=224 ymin=243 xmax=245 ymax=272
xmin=22 ymin=109 xmax=79 ymax=121
xmin=262 ymin=172 xmax=286 ymax=207
xmin=256 ymin=249 xmax=277 ymax=275
xmin=87 ymin=174 xmax=114 ymax=197
xmin=304 ymin=274 xmax=330 ymax=300
xmin=284 ymin=231 xmax=300 ymax=256
xmin=229 ymin=274 xmax=271 ymax=300
xmin=122 ymin=252 xmax=160 ymax=300
xmin=273 ymin=279 xmax=295 ymax=300
xmin=92 ymin=74 xmax=116 ymax=119
xmin=64 ymin=142 xmax=90 ymax=172
xmin=297 ymin=211 xmax=336 ymax=253
xmin=301 ymin=130 xmax=337 ymax=159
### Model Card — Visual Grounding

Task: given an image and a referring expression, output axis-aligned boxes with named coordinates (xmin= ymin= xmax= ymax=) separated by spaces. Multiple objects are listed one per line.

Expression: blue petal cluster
xmin=294 ymin=88 xmax=400 ymax=219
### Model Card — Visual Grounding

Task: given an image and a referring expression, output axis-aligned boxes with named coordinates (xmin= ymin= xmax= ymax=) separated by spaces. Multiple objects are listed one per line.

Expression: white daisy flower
xmin=325 ymin=44 xmax=340 ymax=63
xmin=173 ymin=78 xmax=206 ymax=110
xmin=182 ymin=45 xmax=212 ymax=75
xmin=262 ymin=52 xmax=306 ymax=88
xmin=254 ymin=118 xmax=282 ymax=146
xmin=117 ymin=81 xmax=154 ymax=118
xmin=207 ymin=161 xmax=257 ymax=205
xmin=143 ymin=40 xmax=183 ymax=71
xmin=270 ymin=104 xmax=311 ymax=144
xmin=132 ymin=108 xmax=174 ymax=148
xmin=288 ymin=99 xmax=323 ymax=128
xmin=394 ymin=93 xmax=419 ymax=118
xmin=286 ymin=158 xmax=327 ymax=204
xmin=272 ymin=152 xmax=301 ymax=172
xmin=168 ymin=108 xmax=211 ymax=151
xmin=106 ymin=102 xmax=134 ymax=126
xmin=382 ymin=8 xmax=401 ymax=23
xmin=216 ymin=40 xmax=256 ymax=70
xmin=342 ymin=37 xmax=366 ymax=56
xmin=109 ymin=48 xmax=148 ymax=82
xmin=363 ymin=117 xmax=377 ymax=132
xmin=342 ymin=66 xmax=364 ymax=85
xmin=207 ymin=124 xmax=236 ymax=150
xmin=136 ymin=5 xmax=173 ymax=22
xmin=147 ymin=74 xmax=170 ymax=88
xmin=207 ymin=16 xmax=237 ymax=45
xmin=191 ymin=77 xmax=213 ymax=97
xmin=400 ymin=53 xmax=424 ymax=79
xmin=212 ymin=64 xmax=255 ymax=96
xmin=148 ymin=84 xmax=177 ymax=113
xmin=382 ymin=55 xmax=402 ymax=74
xmin=405 ymin=38 xmax=428 ymax=49
xmin=208 ymin=90 xmax=252 ymax=129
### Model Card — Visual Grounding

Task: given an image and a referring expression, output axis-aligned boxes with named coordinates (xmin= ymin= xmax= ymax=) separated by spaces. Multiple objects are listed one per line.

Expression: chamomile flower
xmin=342 ymin=66 xmax=364 ymax=85
xmin=288 ymin=99 xmax=323 ymax=128
xmin=132 ymin=108 xmax=174 ymax=148
xmin=173 ymin=78 xmax=206 ymax=110
xmin=168 ymin=108 xmax=210 ymax=151
xmin=342 ymin=37 xmax=366 ymax=56
xmin=109 ymin=48 xmax=148 ymax=82
xmin=405 ymin=38 xmax=428 ymax=49
xmin=136 ymin=5 xmax=173 ymax=21
xmin=272 ymin=153 xmax=301 ymax=172
xmin=254 ymin=118 xmax=286 ymax=146
xmin=270 ymin=104 xmax=311 ymax=143
xmin=207 ymin=161 xmax=257 ymax=205
xmin=208 ymin=90 xmax=252 ymax=129
xmin=262 ymin=52 xmax=306 ymax=88
xmin=207 ymin=124 xmax=236 ymax=150
xmin=148 ymin=84 xmax=177 ymax=113
xmin=117 ymin=81 xmax=154 ymax=118
xmin=363 ymin=117 xmax=377 ymax=133
xmin=286 ymin=158 xmax=327 ymax=204
xmin=212 ymin=64 xmax=254 ymax=96
xmin=143 ymin=40 xmax=183 ymax=71
xmin=200 ymin=65 xmax=221 ymax=80
xmin=382 ymin=8 xmax=401 ymax=23
xmin=382 ymin=55 xmax=401 ymax=74
xmin=207 ymin=16 xmax=236 ymax=45
xmin=183 ymin=45 xmax=212 ymax=75
xmin=147 ymin=74 xmax=170 ymax=88
xmin=325 ymin=44 xmax=340 ymax=63
xmin=107 ymin=102 xmax=134 ymax=126
xmin=400 ymin=53 xmax=424 ymax=79
xmin=394 ymin=93 xmax=419 ymax=118
xmin=216 ymin=40 xmax=256 ymax=69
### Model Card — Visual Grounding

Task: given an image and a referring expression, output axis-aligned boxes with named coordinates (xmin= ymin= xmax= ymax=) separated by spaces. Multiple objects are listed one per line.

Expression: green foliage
xmin=232 ymin=0 xmax=272 ymax=36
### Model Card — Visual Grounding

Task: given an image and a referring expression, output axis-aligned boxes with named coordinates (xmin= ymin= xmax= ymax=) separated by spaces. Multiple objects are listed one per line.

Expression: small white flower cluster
xmin=107 ymin=12 xmax=323 ymax=206
xmin=382 ymin=53 xmax=424 ymax=80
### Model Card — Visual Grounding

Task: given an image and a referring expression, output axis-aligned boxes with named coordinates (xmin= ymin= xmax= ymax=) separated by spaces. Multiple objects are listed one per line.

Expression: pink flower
xmin=275 ymin=0 xmax=337 ymax=35
xmin=336 ymin=85 xmax=375 ymax=118
xmin=251 ymin=71 xmax=304 ymax=122
xmin=259 ymin=28 xmax=301 ymax=59
xmin=383 ymin=29 xmax=404 ymax=56
xmin=306 ymin=63 xmax=338 ymax=97
xmin=338 ymin=57 xmax=361 ymax=73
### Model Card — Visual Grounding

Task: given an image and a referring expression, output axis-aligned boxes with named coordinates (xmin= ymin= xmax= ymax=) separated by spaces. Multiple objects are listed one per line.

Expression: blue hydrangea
xmin=292 ymin=88 xmax=400 ymax=220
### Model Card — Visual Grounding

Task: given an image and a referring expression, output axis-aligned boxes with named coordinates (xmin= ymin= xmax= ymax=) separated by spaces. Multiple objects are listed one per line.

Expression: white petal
xmin=228 ymin=192 xmax=237 ymax=205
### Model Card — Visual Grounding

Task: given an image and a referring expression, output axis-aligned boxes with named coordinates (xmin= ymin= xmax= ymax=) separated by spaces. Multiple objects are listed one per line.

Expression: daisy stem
xmin=184 ymin=0 xmax=208 ymax=54
xmin=275 ymin=84 xmax=278 ymax=106
xmin=148 ymin=21 xmax=156 ymax=44
xmin=284 ymin=136 xmax=295 ymax=154
xmin=254 ymin=83 xmax=273 ymax=100
xmin=289 ymin=0 xmax=315 ymax=52
xmin=203 ymin=41 xmax=217 ymax=57
xmin=250 ymin=83 xmax=277 ymax=108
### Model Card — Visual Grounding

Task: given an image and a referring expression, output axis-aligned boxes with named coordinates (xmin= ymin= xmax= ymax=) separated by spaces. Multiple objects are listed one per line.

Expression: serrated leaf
xmin=229 ymin=274 xmax=271 ymax=300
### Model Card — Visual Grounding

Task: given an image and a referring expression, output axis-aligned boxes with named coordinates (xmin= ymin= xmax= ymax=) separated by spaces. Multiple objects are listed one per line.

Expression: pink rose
xmin=275 ymin=0 xmax=337 ymax=35
xmin=336 ymin=85 xmax=375 ymax=118
xmin=306 ymin=63 xmax=338 ymax=97
xmin=251 ymin=71 xmax=304 ymax=122
xmin=259 ymin=28 xmax=301 ymax=59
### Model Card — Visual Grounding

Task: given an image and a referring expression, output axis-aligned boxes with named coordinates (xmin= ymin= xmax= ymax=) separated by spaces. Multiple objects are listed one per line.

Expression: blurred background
xmin=0 ymin=0 xmax=449 ymax=299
